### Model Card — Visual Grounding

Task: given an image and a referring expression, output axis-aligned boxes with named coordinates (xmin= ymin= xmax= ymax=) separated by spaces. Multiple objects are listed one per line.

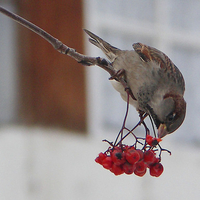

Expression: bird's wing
xmin=132 ymin=43 xmax=185 ymax=93
xmin=84 ymin=29 xmax=121 ymax=62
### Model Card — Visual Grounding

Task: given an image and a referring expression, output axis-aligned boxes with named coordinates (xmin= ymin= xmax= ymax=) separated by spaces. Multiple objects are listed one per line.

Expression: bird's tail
xmin=84 ymin=29 xmax=120 ymax=62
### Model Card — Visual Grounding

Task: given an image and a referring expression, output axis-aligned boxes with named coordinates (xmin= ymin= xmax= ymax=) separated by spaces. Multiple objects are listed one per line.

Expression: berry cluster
xmin=94 ymin=93 xmax=171 ymax=178
xmin=95 ymin=143 xmax=164 ymax=177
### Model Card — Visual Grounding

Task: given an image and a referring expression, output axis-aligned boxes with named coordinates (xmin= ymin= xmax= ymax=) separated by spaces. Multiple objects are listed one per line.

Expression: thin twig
xmin=0 ymin=6 xmax=133 ymax=96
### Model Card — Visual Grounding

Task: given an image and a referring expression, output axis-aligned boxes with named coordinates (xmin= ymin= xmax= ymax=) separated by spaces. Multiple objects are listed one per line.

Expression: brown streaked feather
xmin=133 ymin=42 xmax=185 ymax=93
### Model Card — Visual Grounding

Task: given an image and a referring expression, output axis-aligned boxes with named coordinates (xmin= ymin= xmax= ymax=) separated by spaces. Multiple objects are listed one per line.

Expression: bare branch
xmin=0 ymin=6 xmax=132 ymax=94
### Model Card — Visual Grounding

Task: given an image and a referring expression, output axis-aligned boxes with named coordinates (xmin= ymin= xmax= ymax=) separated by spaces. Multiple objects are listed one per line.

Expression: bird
xmin=84 ymin=29 xmax=186 ymax=138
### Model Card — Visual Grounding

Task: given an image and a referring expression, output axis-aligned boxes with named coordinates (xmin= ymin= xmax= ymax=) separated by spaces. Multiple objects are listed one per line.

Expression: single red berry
xmin=125 ymin=149 xmax=140 ymax=164
xmin=134 ymin=167 xmax=147 ymax=177
xmin=149 ymin=163 xmax=164 ymax=177
xmin=122 ymin=162 xmax=136 ymax=175
xmin=146 ymin=135 xmax=162 ymax=147
xmin=111 ymin=163 xmax=124 ymax=176
xmin=135 ymin=160 xmax=147 ymax=173
xmin=143 ymin=150 xmax=156 ymax=165
xmin=111 ymin=149 xmax=126 ymax=165
xmin=102 ymin=156 xmax=113 ymax=170
xmin=95 ymin=152 xmax=107 ymax=164
xmin=95 ymin=157 xmax=100 ymax=164
xmin=146 ymin=135 xmax=153 ymax=146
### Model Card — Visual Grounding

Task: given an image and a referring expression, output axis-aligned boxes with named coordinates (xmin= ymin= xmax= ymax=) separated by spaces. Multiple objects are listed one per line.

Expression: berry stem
xmin=158 ymin=143 xmax=172 ymax=158
xmin=115 ymin=121 xmax=141 ymax=146
xmin=114 ymin=92 xmax=130 ymax=146
xmin=102 ymin=139 xmax=114 ymax=147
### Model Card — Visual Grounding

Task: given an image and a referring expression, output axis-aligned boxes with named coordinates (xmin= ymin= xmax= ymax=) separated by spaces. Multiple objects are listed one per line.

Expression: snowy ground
xmin=0 ymin=125 xmax=199 ymax=200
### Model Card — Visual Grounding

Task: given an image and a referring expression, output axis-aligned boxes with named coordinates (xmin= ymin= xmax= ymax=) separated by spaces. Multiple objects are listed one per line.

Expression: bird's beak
xmin=158 ymin=124 xmax=168 ymax=138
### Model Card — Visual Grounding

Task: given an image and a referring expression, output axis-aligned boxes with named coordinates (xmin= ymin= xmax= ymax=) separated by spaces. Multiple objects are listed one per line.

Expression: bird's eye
xmin=167 ymin=112 xmax=176 ymax=122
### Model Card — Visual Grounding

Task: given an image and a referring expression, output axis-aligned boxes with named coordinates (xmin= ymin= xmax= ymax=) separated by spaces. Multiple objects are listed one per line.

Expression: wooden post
xmin=17 ymin=0 xmax=87 ymax=132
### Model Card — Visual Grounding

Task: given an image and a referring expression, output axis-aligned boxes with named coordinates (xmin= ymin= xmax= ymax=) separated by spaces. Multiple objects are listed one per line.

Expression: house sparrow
xmin=84 ymin=29 xmax=186 ymax=138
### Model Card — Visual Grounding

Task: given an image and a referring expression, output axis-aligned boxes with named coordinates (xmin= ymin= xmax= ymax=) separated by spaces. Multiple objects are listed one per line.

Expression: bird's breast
xmin=110 ymin=50 xmax=162 ymax=111
xmin=109 ymin=79 xmax=139 ymax=109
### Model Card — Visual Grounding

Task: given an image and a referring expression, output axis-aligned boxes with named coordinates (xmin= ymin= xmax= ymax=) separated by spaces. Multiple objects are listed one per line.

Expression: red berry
xmin=146 ymin=135 xmax=153 ymax=146
xmin=134 ymin=167 xmax=147 ymax=177
xmin=135 ymin=160 xmax=147 ymax=173
xmin=146 ymin=135 xmax=162 ymax=146
xmin=149 ymin=163 xmax=164 ymax=177
xmin=122 ymin=162 xmax=136 ymax=175
xmin=125 ymin=149 xmax=140 ymax=164
xmin=102 ymin=156 xmax=113 ymax=170
xmin=95 ymin=152 xmax=107 ymax=164
xmin=95 ymin=157 xmax=100 ymax=164
xmin=111 ymin=149 xmax=126 ymax=165
xmin=111 ymin=163 xmax=124 ymax=176
xmin=143 ymin=150 xmax=156 ymax=165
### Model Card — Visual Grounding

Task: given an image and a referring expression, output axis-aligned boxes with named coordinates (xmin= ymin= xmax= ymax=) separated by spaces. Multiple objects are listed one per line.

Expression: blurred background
xmin=0 ymin=0 xmax=200 ymax=199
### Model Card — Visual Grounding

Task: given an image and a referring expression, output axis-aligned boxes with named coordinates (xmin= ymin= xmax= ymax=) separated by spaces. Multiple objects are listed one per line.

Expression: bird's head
xmin=147 ymin=93 xmax=186 ymax=138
